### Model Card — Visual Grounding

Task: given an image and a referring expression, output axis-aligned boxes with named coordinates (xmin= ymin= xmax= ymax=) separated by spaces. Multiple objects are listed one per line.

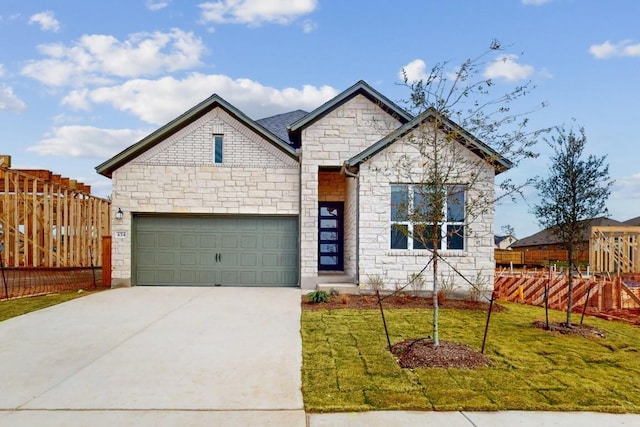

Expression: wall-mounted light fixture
xmin=115 ymin=208 xmax=124 ymax=220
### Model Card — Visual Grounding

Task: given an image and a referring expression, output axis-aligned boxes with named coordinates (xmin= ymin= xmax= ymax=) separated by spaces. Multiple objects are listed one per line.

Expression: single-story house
xmin=510 ymin=217 xmax=625 ymax=252
xmin=96 ymin=80 xmax=509 ymax=291
xmin=495 ymin=235 xmax=517 ymax=250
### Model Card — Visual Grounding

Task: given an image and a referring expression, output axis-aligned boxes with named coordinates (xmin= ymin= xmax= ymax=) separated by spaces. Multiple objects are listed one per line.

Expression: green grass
xmin=0 ymin=290 xmax=98 ymax=322
xmin=301 ymin=303 xmax=640 ymax=413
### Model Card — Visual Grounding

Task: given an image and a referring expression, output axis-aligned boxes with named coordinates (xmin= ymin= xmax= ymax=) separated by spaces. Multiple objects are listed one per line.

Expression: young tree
xmin=390 ymin=40 xmax=548 ymax=346
xmin=533 ymin=126 xmax=613 ymax=326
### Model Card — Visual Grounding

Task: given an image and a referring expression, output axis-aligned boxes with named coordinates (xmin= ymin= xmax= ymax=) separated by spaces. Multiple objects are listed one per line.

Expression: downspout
xmin=341 ymin=162 xmax=360 ymax=286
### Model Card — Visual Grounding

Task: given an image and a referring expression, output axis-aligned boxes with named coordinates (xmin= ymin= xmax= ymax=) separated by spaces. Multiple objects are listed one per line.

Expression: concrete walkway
xmin=0 ymin=287 xmax=304 ymax=426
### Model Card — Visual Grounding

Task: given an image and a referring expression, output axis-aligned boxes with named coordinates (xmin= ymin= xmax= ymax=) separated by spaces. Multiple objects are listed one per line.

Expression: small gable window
xmin=213 ymin=135 xmax=223 ymax=164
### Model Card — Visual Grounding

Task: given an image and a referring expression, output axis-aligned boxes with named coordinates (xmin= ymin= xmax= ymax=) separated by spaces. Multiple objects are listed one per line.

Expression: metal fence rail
xmin=0 ymin=267 xmax=102 ymax=300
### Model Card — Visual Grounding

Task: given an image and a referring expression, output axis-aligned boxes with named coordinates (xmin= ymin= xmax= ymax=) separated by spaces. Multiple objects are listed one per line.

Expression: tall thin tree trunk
xmin=432 ymin=251 xmax=439 ymax=346
xmin=566 ymin=246 xmax=574 ymax=327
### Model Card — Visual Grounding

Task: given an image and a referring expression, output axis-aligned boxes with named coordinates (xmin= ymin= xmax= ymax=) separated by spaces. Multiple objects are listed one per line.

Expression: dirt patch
xmin=532 ymin=320 xmax=606 ymax=338
xmin=301 ymin=293 xmax=505 ymax=311
xmin=391 ymin=339 xmax=491 ymax=369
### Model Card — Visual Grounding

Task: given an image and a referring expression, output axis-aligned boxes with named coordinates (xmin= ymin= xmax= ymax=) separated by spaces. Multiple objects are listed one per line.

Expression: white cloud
xmin=522 ymin=0 xmax=551 ymax=5
xmin=0 ymin=84 xmax=27 ymax=112
xmin=28 ymin=11 xmax=60 ymax=32
xmin=62 ymin=73 xmax=338 ymax=124
xmin=146 ymin=0 xmax=170 ymax=11
xmin=398 ymin=59 xmax=429 ymax=82
xmin=302 ymin=19 xmax=317 ymax=33
xmin=608 ymin=173 xmax=640 ymax=221
xmin=0 ymin=64 xmax=4 ymax=77
xmin=27 ymin=126 xmax=149 ymax=159
xmin=483 ymin=54 xmax=535 ymax=81
xmin=21 ymin=28 xmax=205 ymax=87
xmin=199 ymin=0 xmax=317 ymax=27
xmin=589 ymin=40 xmax=640 ymax=59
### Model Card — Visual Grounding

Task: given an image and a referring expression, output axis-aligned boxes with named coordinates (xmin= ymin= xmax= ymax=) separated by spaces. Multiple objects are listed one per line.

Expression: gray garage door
xmin=134 ymin=215 xmax=298 ymax=287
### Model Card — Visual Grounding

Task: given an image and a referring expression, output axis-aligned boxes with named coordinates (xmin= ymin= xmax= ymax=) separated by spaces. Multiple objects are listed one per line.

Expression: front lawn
xmin=301 ymin=302 xmax=640 ymax=413
xmin=0 ymin=290 xmax=98 ymax=322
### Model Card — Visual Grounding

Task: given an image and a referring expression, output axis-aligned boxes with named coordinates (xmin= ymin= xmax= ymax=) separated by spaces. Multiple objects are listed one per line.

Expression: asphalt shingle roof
xmin=256 ymin=110 xmax=308 ymax=147
xmin=510 ymin=216 xmax=625 ymax=248
xmin=624 ymin=216 xmax=640 ymax=226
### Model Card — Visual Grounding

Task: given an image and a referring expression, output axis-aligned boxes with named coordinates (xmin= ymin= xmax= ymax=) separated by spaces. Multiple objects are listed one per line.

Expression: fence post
xmin=102 ymin=236 xmax=112 ymax=288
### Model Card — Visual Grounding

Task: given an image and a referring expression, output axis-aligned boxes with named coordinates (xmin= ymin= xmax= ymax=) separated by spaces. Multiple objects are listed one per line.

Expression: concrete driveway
xmin=0 ymin=287 xmax=304 ymax=426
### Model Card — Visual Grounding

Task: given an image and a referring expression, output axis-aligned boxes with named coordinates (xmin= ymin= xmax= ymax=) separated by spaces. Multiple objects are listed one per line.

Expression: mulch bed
xmin=391 ymin=339 xmax=492 ymax=369
xmin=301 ymin=293 xmax=505 ymax=312
xmin=532 ymin=320 xmax=606 ymax=338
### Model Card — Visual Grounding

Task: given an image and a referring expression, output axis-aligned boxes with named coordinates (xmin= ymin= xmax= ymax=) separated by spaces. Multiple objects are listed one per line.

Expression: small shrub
xmin=408 ymin=272 xmax=426 ymax=296
xmin=329 ymin=288 xmax=340 ymax=297
xmin=365 ymin=274 xmax=385 ymax=291
xmin=307 ymin=290 xmax=329 ymax=304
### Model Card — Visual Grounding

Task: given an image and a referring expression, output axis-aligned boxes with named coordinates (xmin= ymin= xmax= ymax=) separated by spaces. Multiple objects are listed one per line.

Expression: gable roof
xmin=256 ymin=109 xmax=308 ymax=147
xmin=287 ymin=80 xmax=412 ymax=133
xmin=96 ymin=94 xmax=298 ymax=178
xmin=510 ymin=217 xmax=625 ymax=248
xmin=624 ymin=216 xmax=640 ymax=226
xmin=345 ymin=107 xmax=513 ymax=174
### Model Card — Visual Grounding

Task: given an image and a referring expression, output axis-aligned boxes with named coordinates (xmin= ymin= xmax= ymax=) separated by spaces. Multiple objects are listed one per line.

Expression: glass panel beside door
xmin=318 ymin=202 xmax=344 ymax=271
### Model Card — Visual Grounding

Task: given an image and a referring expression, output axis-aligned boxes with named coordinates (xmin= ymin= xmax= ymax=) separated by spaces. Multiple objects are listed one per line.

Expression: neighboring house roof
xmin=96 ymin=94 xmax=298 ymax=178
xmin=510 ymin=217 xmax=625 ymax=248
xmin=288 ymin=80 xmax=412 ymax=133
xmin=345 ymin=107 xmax=513 ymax=173
xmin=624 ymin=216 xmax=640 ymax=226
xmin=256 ymin=110 xmax=308 ymax=147
xmin=495 ymin=235 xmax=516 ymax=246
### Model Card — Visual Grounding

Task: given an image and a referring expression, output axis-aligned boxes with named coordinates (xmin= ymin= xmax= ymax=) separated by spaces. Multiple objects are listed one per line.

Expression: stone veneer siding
xmin=357 ymin=133 xmax=496 ymax=295
xmin=299 ymin=94 xmax=403 ymax=289
xmin=110 ymin=108 xmax=299 ymax=287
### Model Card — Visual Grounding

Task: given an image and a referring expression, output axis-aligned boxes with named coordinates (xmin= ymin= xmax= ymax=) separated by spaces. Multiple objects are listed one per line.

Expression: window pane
xmin=214 ymin=135 xmax=223 ymax=164
xmin=447 ymin=186 xmax=465 ymax=222
xmin=414 ymin=224 xmax=441 ymax=250
xmin=413 ymin=186 xmax=437 ymax=218
xmin=447 ymin=225 xmax=464 ymax=250
xmin=320 ymin=219 xmax=337 ymax=228
xmin=320 ymin=207 xmax=338 ymax=217
xmin=390 ymin=224 xmax=408 ymax=249
xmin=320 ymin=244 xmax=338 ymax=253
xmin=320 ymin=231 xmax=338 ymax=241
xmin=320 ymin=255 xmax=338 ymax=265
xmin=390 ymin=185 xmax=408 ymax=221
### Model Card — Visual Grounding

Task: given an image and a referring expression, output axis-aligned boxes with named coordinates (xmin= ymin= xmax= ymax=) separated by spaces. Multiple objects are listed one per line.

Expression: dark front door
xmin=318 ymin=202 xmax=344 ymax=271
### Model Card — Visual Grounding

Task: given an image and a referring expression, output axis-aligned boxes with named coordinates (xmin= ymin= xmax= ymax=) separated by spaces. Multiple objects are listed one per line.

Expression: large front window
xmin=390 ymin=184 xmax=465 ymax=250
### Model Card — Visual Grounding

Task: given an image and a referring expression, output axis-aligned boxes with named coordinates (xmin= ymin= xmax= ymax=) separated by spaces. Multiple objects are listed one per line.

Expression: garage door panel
xmin=137 ymin=233 xmax=157 ymax=248
xmin=181 ymin=234 xmax=198 ymax=248
xmin=157 ymin=252 xmax=175 ymax=266
xmin=180 ymin=252 xmax=198 ymax=266
xmin=157 ymin=233 xmax=176 ymax=247
xmin=180 ymin=269 xmax=197 ymax=284
xmin=134 ymin=215 xmax=298 ymax=287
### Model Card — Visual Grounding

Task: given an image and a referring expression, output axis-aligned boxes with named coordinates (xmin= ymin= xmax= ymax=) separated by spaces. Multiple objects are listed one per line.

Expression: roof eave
xmin=96 ymin=95 xmax=297 ymax=178
xmin=288 ymin=80 xmax=412 ymax=133
xmin=346 ymin=108 xmax=513 ymax=174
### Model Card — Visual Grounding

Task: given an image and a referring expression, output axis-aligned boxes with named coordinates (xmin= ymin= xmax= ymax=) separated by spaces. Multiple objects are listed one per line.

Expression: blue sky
xmin=1 ymin=0 xmax=639 ymax=238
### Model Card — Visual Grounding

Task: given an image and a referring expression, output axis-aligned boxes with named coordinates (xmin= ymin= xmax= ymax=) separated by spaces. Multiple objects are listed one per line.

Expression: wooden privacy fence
xmin=0 ymin=158 xmax=111 ymax=268
xmin=494 ymin=270 xmax=640 ymax=312
xmin=495 ymin=249 xmax=589 ymax=267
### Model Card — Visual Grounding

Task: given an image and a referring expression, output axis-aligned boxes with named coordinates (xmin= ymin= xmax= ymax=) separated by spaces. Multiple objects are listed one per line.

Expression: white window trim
xmin=390 ymin=184 xmax=465 ymax=251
